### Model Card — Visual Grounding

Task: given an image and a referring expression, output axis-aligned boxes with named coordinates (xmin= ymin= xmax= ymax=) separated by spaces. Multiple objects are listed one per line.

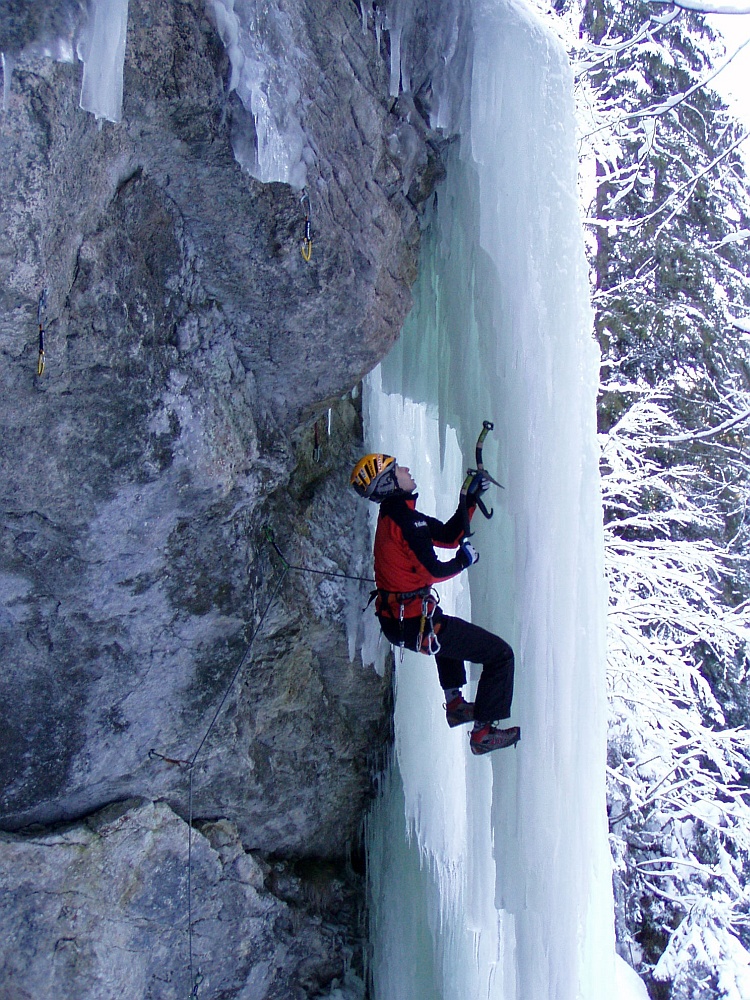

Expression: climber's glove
xmin=458 ymin=539 xmax=479 ymax=568
xmin=467 ymin=471 xmax=490 ymax=499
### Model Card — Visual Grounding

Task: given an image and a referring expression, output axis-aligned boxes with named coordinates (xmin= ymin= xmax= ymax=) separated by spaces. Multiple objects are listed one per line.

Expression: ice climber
xmin=351 ymin=453 xmax=520 ymax=755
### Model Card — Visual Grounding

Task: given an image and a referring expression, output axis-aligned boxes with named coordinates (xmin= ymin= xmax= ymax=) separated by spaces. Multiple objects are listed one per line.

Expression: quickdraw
xmin=300 ymin=190 xmax=312 ymax=262
xmin=415 ymin=590 xmax=441 ymax=656
xmin=37 ymin=289 xmax=47 ymax=375
xmin=313 ymin=419 xmax=321 ymax=462
xmin=398 ymin=598 xmax=406 ymax=662
xmin=460 ymin=420 xmax=504 ymax=537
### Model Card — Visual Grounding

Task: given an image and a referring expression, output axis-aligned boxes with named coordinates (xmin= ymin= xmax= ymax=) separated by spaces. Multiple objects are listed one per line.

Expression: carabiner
xmin=37 ymin=289 xmax=47 ymax=376
xmin=300 ymin=190 xmax=313 ymax=262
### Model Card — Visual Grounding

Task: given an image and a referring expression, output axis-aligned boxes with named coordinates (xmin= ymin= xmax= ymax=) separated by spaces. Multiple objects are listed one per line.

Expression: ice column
xmin=365 ymin=0 xmax=617 ymax=997
xmin=78 ymin=0 xmax=129 ymax=123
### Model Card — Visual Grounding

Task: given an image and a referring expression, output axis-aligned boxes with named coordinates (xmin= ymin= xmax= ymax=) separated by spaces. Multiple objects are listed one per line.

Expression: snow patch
xmin=615 ymin=955 xmax=650 ymax=1000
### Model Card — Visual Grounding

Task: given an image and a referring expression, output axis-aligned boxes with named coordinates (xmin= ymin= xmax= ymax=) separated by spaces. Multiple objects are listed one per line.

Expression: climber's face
xmin=395 ymin=465 xmax=416 ymax=493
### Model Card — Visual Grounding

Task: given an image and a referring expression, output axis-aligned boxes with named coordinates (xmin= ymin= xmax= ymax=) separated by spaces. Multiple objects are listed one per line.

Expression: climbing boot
xmin=470 ymin=723 xmax=521 ymax=755
xmin=445 ymin=694 xmax=474 ymax=728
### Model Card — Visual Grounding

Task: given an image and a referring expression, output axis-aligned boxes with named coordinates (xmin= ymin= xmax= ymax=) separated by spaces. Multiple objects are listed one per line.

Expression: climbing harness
xmin=460 ymin=421 xmax=504 ymax=537
xmin=370 ymin=585 xmax=441 ymax=661
xmin=37 ymin=289 xmax=47 ymax=375
xmin=300 ymin=190 xmax=313 ymax=262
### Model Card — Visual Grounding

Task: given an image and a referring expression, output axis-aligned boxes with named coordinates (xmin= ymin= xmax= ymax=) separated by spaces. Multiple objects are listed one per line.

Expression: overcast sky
xmin=706 ymin=11 xmax=750 ymax=131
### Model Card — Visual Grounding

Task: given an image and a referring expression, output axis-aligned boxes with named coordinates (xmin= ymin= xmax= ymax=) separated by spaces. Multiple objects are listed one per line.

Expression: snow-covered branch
xmin=659 ymin=407 xmax=750 ymax=442
xmin=668 ymin=0 xmax=750 ymax=13
xmin=579 ymin=35 xmax=750 ymax=141
xmin=585 ymin=128 xmax=750 ymax=231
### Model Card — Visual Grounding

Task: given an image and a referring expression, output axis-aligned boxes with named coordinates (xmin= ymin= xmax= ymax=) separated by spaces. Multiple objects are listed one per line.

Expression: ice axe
xmin=460 ymin=421 xmax=504 ymax=537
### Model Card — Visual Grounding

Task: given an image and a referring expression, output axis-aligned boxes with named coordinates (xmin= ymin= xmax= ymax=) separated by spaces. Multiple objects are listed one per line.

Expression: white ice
xmin=206 ymin=0 xmax=311 ymax=189
xmin=364 ymin=1 xmax=618 ymax=997
xmin=2 ymin=52 xmax=13 ymax=112
xmin=77 ymin=0 xmax=129 ymax=123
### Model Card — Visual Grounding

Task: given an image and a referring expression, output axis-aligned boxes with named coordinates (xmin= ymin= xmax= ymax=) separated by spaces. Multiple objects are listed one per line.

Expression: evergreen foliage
xmin=561 ymin=1 xmax=750 ymax=995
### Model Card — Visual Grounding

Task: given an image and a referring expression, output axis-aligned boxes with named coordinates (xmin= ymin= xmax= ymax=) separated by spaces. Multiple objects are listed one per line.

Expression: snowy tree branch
xmin=665 ymin=0 xmax=750 ymax=13
xmin=586 ymin=128 xmax=750 ymax=230
xmin=658 ymin=408 xmax=750 ymax=442
xmin=579 ymin=36 xmax=750 ymax=141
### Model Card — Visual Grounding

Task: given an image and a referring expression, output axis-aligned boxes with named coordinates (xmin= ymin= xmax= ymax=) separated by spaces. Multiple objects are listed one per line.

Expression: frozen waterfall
xmin=363 ymin=1 xmax=638 ymax=997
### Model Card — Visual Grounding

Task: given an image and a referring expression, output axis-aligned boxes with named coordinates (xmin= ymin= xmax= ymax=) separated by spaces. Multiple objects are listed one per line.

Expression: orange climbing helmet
xmin=350 ymin=453 xmax=397 ymax=500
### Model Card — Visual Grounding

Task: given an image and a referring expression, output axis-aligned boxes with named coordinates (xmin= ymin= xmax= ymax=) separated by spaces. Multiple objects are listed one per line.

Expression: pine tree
xmin=564 ymin=1 xmax=750 ymax=994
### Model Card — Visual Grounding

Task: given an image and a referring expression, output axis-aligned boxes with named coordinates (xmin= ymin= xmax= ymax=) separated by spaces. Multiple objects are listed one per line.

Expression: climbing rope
xmin=265 ymin=527 xmax=374 ymax=584
xmin=149 ymin=561 xmax=288 ymax=998
xmin=189 ymin=563 xmax=288 ymax=996
xmin=300 ymin=190 xmax=313 ymax=262
xmin=149 ymin=528 xmax=373 ymax=997
xmin=36 ymin=289 xmax=47 ymax=375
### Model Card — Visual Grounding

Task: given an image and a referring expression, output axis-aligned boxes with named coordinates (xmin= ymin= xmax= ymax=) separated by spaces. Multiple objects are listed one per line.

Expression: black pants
xmin=378 ymin=610 xmax=515 ymax=723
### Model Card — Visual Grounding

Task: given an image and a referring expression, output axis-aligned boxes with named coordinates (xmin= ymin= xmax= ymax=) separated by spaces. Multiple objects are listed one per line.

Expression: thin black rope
xmin=183 ymin=565 xmax=289 ymax=997
xmin=153 ymin=526 xmax=372 ymax=997
xmin=264 ymin=527 xmax=374 ymax=584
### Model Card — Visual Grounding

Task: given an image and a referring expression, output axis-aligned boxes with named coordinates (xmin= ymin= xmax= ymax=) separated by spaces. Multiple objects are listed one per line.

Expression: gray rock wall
xmin=0 ymin=798 xmax=368 ymax=999
xmin=0 ymin=1 xmax=448 ymax=996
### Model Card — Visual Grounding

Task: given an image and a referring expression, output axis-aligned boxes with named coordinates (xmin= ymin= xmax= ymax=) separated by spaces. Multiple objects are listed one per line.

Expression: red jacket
xmin=374 ymin=494 xmax=474 ymax=618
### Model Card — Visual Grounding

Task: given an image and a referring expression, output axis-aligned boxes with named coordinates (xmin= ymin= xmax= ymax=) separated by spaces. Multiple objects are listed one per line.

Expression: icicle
xmin=205 ymin=0 xmax=311 ymax=189
xmin=358 ymin=0 xmax=371 ymax=34
xmin=77 ymin=0 xmax=129 ymax=123
xmin=383 ymin=0 xmax=408 ymax=97
xmin=1 ymin=52 xmax=13 ymax=112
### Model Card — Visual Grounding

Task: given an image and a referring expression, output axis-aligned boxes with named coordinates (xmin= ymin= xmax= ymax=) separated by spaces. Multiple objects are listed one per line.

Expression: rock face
xmin=0 ymin=798 xmax=368 ymax=999
xmin=0 ymin=1 xmax=447 ymax=995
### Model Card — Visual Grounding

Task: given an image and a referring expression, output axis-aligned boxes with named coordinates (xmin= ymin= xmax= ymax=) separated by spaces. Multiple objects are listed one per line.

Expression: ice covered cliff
xmin=363 ymin=1 xmax=624 ymax=997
